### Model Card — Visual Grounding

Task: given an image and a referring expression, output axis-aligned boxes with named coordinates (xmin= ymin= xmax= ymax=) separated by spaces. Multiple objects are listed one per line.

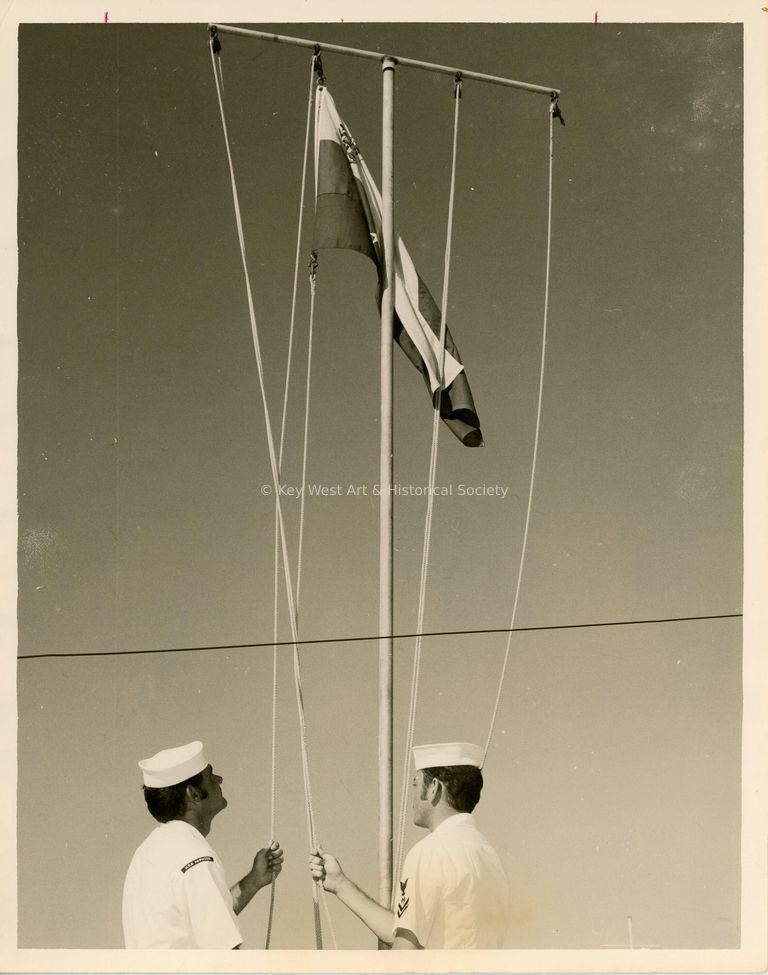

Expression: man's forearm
xmin=333 ymin=878 xmax=395 ymax=945
xmin=230 ymin=875 xmax=264 ymax=916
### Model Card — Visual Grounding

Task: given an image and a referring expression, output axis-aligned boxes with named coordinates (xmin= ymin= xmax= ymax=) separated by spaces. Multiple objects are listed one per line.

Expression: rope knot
xmin=313 ymin=46 xmax=326 ymax=86
xmin=551 ymin=94 xmax=565 ymax=126
xmin=209 ymin=26 xmax=221 ymax=55
xmin=453 ymin=71 xmax=463 ymax=99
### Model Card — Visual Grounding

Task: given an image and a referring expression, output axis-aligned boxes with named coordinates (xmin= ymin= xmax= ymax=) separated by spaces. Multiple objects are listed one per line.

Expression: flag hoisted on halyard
xmin=312 ymin=85 xmax=483 ymax=447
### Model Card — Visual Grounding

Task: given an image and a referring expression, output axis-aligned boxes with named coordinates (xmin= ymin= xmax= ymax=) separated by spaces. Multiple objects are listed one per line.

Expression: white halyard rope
xmin=266 ymin=57 xmax=317 ymax=950
xmin=210 ymin=41 xmax=325 ymax=948
xmin=392 ymin=80 xmax=462 ymax=907
xmin=482 ymin=99 xmax=556 ymax=765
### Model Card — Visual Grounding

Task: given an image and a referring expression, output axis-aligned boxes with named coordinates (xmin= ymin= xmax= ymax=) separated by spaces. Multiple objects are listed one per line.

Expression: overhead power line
xmin=17 ymin=612 xmax=742 ymax=661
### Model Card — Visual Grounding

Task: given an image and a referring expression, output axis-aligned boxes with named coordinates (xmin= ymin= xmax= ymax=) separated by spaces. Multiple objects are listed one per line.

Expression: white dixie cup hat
xmin=412 ymin=741 xmax=484 ymax=770
xmin=138 ymin=740 xmax=208 ymax=788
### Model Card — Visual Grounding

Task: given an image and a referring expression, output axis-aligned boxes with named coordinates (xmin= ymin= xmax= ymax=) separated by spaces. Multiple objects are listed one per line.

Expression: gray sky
xmin=6 ymin=4 xmax=764 ymax=967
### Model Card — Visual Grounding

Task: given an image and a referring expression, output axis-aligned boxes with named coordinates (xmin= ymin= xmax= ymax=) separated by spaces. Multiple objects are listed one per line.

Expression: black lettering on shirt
xmin=181 ymin=855 xmax=214 ymax=873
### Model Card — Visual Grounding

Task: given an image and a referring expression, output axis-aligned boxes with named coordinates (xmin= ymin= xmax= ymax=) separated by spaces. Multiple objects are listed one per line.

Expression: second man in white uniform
xmin=309 ymin=741 xmax=509 ymax=948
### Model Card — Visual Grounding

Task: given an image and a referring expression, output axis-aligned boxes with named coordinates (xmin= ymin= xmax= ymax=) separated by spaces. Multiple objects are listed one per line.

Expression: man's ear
xmin=429 ymin=779 xmax=442 ymax=806
xmin=186 ymin=782 xmax=203 ymax=804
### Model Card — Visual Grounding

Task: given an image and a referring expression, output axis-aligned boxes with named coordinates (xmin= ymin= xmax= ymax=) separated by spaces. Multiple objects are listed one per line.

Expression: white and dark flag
xmin=312 ymin=85 xmax=483 ymax=447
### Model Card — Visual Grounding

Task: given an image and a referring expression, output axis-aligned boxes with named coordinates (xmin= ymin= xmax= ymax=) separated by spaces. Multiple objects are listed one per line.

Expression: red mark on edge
xmin=594 ymin=10 xmax=598 ymax=22
xmin=104 ymin=11 xmax=109 ymax=23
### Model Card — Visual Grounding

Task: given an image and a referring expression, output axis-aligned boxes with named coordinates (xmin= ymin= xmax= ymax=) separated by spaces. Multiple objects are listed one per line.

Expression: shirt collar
xmin=432 ymin=812 xmax=474 ymax=834
xmin=163 ymin=819 xmax=203 ymax=837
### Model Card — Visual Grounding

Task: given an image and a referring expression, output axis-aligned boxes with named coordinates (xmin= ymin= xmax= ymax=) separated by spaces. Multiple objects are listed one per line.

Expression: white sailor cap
xmin=138 ymin=740 xmax=208 ymax=788
xmin=413 ymin=742 xmax=484 ymax=771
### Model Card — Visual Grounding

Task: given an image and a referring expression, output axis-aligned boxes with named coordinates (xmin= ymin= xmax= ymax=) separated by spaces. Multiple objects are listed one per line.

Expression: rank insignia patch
xmin=397 ymin=878 xmax=410 ymax=918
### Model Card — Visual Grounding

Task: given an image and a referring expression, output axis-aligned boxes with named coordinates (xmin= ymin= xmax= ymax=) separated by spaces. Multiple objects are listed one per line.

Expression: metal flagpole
xmin=378 ymin=55 xmax=396 ymax=944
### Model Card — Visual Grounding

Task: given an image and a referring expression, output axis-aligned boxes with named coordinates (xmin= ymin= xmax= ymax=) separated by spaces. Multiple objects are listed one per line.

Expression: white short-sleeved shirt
xmin=393 ymin=813 xmax=509 ymax=949
xmin=122 ymin=819 xmax=242 ymax=949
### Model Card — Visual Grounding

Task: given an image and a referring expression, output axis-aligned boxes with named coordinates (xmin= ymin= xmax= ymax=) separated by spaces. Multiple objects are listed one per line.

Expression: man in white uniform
xmin=309 ymin=742 xmax=509 ymax=948
xmin=122 ymin=740 xmax=283 ymax=949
